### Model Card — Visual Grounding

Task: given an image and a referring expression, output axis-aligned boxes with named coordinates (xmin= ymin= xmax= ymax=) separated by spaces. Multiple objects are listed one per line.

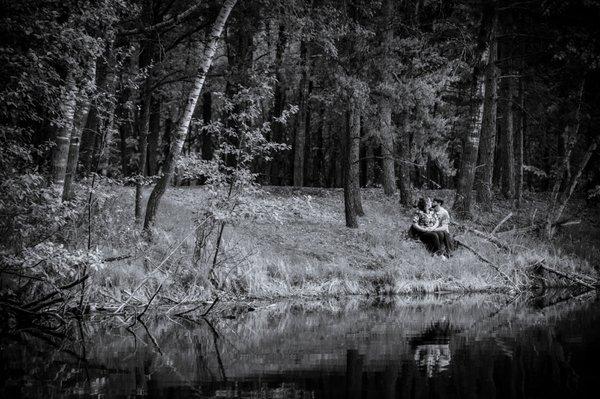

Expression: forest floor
xmin=95 ymin=186 xmax=600 ymax=304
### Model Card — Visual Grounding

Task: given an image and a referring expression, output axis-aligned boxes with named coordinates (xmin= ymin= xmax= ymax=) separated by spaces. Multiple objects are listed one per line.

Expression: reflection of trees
xmin=2 ymin=294 xmax=599 ymax=398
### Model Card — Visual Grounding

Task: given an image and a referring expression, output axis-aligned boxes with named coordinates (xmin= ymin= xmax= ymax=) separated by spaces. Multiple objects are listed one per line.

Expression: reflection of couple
xmin=411 ymin=320 xmax=454 ymax=378
xmin=413 ymin=344 xmax=451 ymax=378
xmin=409 ymin=197 xmax=454 ymax=259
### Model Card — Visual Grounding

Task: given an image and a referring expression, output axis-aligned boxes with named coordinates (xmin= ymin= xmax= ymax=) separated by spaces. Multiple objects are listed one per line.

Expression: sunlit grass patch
xmin=86 ymin=186 xmax=595 ymax=304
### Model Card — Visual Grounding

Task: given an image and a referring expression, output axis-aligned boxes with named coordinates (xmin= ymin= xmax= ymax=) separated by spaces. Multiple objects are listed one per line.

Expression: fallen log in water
xmin=532 ymin=261 xmax=598 ymax=291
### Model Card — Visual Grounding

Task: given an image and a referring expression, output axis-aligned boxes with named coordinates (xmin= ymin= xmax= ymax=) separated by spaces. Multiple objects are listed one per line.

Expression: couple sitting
xmin=409 ymin=197 xmax=454 ymax=259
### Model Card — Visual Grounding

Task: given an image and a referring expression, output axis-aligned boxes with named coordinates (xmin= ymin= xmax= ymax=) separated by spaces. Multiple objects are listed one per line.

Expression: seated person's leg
xmin=420 ymin=232 xmax=441 ymax=254
xmin=442 ymin=231 xmax=454 ymax=253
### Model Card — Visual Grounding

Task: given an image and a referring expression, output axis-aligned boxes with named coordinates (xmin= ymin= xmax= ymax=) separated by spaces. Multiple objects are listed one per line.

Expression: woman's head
xmin=417 ymin=197 xmax=433 ymax=212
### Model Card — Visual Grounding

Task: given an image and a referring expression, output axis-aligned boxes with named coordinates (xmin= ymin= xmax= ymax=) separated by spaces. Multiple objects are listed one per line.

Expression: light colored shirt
xmin=434 ymin=206 xmax=450 ymax=231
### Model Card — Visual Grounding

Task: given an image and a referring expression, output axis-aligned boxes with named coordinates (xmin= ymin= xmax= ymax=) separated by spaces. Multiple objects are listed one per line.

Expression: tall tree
xmin=348 ymin=96 xmax=364 ymax=217
xmin=515 ymin=78 xmax=525 ymax=208
xmin=62 ymin=60 xmax=97 ymax=200
xmin=343 ymin=97 xmax=360 ymax=228
xmin=501 ymin=75 xmax=516 ymax=199
xmin=474 ymin=10 xmax=498 ymax=211
xmin=144 ymin=0 xmax=238 ymax=230
xmin=453 ymin=3 xmax=495 ymax=218
xmin=397 ymin=116 xmax=413 ymax=206
xmin=378 ymin=0 xmax=397 ymax=196
xmin=52 ymin=74 xmax=78 ymax=185
xmin=293 ymin=41 xmax=311 ymax=187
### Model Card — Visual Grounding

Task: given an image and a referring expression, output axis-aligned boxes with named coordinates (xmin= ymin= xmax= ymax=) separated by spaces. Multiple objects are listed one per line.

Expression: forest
xmin=1 ymin=0 xmax=600 ymax=322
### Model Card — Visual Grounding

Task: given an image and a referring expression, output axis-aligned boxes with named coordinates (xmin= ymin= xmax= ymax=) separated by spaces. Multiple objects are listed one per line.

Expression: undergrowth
xmin=86 ymin=186 xmax=598 ymax=305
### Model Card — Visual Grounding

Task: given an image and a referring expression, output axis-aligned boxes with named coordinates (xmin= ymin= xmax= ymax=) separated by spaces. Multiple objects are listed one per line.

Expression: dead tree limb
xmin=492 ymin=212 xmax=513 ymax=235
xmin=137 ymin=283 xmax=163 ymax=320
xmin=453 ymin=222 xmax=512 ymax=252
xmin=454 ymin=238 xmax=518 ymax=289
xmin=533 ymin=261 xmax=597 ymax=290
xmin=497 ymin=219 xmax=581 ymax=236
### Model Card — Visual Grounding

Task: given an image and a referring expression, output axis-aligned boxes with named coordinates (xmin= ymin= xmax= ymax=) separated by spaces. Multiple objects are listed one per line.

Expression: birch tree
xmin=62 ymin=60 xmax=97 ymax=201
xmin=52 ymin=74 xmax=78 ymax=185
xmin=143 ymin=0 xmax=238 ymax=230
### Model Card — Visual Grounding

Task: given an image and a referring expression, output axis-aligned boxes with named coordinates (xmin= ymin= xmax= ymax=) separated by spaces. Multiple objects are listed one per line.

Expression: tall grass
xmin=87 ymin=186 xmax=595 ymax=305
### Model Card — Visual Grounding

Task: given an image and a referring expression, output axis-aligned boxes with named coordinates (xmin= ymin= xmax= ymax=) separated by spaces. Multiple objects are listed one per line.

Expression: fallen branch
xmin=453 ymin=222 xmax=512 ymax=252
xmin=491 ymin=212 xmax=513 ymax=235
xmin=137 ymin=283 xmax=163 ymax=320
xmin=0 ymin=270 xmax=45 ymax=281
xmin=114 ymin=222 xmax=208 ymax=314
xmin=202 ymin=296 xmax=219 ymax=317
xmin=174 ymin=296 xmax=219 ymax=317
xmin=497 ymin=219 xmax=581 ymax=236
xmin=103 ymin=255 xmax=132 ymax=263
xmin=23 ymin=275 xmax=89 ymax=310
xmin=533 ymin=261 xmax=597 ymax=290
xmin=455 ymin=239 xmax=518 ymax=290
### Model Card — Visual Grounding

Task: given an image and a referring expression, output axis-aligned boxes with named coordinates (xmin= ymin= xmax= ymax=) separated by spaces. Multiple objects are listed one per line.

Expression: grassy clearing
xmin=90 ymin=186 xmax=598 ymax=304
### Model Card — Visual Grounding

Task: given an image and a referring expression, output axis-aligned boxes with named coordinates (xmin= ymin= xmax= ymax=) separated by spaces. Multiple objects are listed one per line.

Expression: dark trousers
xmin=432 ymin=230 xmax=454 ymax=255
xmin=409 ymin=227 xmax=454 ymax=256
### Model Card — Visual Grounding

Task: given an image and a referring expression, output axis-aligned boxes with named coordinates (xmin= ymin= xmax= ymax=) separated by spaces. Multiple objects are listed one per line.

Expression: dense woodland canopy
xmin=1 ymin=0 xmax=600 ymax=240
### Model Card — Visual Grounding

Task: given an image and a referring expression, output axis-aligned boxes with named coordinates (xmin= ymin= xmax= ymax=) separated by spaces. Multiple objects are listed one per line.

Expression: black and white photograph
xmin=1 ymin=0 xmax=600 ymax=397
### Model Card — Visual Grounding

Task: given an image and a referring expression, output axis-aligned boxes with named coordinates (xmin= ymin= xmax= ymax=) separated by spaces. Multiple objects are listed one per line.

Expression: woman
xmin=409 ymin=197 xmax=446 ymax=257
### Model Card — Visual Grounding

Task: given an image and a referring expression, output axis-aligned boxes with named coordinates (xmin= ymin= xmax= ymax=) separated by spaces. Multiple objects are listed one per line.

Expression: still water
xmin=2 ymin=291 xmax=599 ymax=398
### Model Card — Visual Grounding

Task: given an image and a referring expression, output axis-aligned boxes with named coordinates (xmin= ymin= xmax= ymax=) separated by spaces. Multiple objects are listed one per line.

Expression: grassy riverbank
xmin=90 ymin=186 xmax=598 ymax=304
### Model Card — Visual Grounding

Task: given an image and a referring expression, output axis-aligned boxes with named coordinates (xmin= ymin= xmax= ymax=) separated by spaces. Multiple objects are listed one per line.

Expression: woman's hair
xmin=417 ymin=197 xmax=428 ymax=212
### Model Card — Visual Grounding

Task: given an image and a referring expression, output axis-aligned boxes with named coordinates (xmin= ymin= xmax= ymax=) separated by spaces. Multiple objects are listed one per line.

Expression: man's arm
xmin=430 ymin=211 xmax=449 ymax=232
xmin=411 ymin=223 xmax=429 ymax=233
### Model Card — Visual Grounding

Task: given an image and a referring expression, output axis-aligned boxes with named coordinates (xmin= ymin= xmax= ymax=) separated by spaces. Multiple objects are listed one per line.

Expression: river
xmin=1 ymin=290 xmax=599 ymax=398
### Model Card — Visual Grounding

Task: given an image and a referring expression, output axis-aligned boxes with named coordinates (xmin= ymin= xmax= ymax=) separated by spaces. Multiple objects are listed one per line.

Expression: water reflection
xmin=1 ymin=291 xmax=599 ymax=398
xmin=411 ymin=320 xmax=455 ymax=377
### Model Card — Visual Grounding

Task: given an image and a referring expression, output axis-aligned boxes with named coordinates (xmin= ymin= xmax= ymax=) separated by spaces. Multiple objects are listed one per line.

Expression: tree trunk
xmin=544 ymin=79 xmax=587 ymax=238
xmin=293 ymin=41 xmax=311 ymax=187
xmin=52 ymin=74 xmax=78 ymax=184
xmin=343 ymin=105 xmax=358 ymax=228
xmin=62 ymin=62 xmax=97 ymax=201
xmin=380 ymin=98 xmax=396 ymax=195
xmin=322 ymin=113 xmax=333 ymax=187
xmin=453 ymin=72 xmax=485 ymax=217
xmin=312 ymin=109 xmax=325 ymax=186
xmin=453 ymin=3 xmax=494 ymax=217
xmin=474 ymin=14 xmax=498 ymax=210
xmin=515 ymin=78 xmax=525 ymax=209
xmin=269 ymin=23 xmax=287 ymax=185
xmin=144 ymin=0 xmax=238 ymax=230
xmin=501 ymin=74 xmax=516 ymax=199
xmin=97 ymin=71 xmax=118 ymax=176
xmin=348 ymin=97 xmax=364 ymax=217
xmin=146 ymin=95 xmax=161 ymax=176
xmin=135 ymin=88 xmax=151 ymax=220
xmin=379 ymin=0 xmax=396 ymax=196
xmin=97 ymin=41 xmax=119 ymax=176
xmin=365 ymin=137 xmax=375 ymax=187
xmin=398 ymin=117 xmax=413 ymax=206
xmin=135 ymin=34 xmax=155 ymax=220
xmin=201 ymin=92 xmax=213 ymax=160
xmin=545 ymin=136 xmax=599 ymax=238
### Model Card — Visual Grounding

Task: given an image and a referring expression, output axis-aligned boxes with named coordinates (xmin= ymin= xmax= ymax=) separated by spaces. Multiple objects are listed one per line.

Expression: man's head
xmin=432 ymin=198 xmax=444 ymax=210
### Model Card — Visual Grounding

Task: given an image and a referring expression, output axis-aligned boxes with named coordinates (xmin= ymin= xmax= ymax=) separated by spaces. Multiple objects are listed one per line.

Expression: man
xmin=431 ymin=198 xmax=450 ymax=232
xmin=429 ymin=198 xmax=454 ymax=256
